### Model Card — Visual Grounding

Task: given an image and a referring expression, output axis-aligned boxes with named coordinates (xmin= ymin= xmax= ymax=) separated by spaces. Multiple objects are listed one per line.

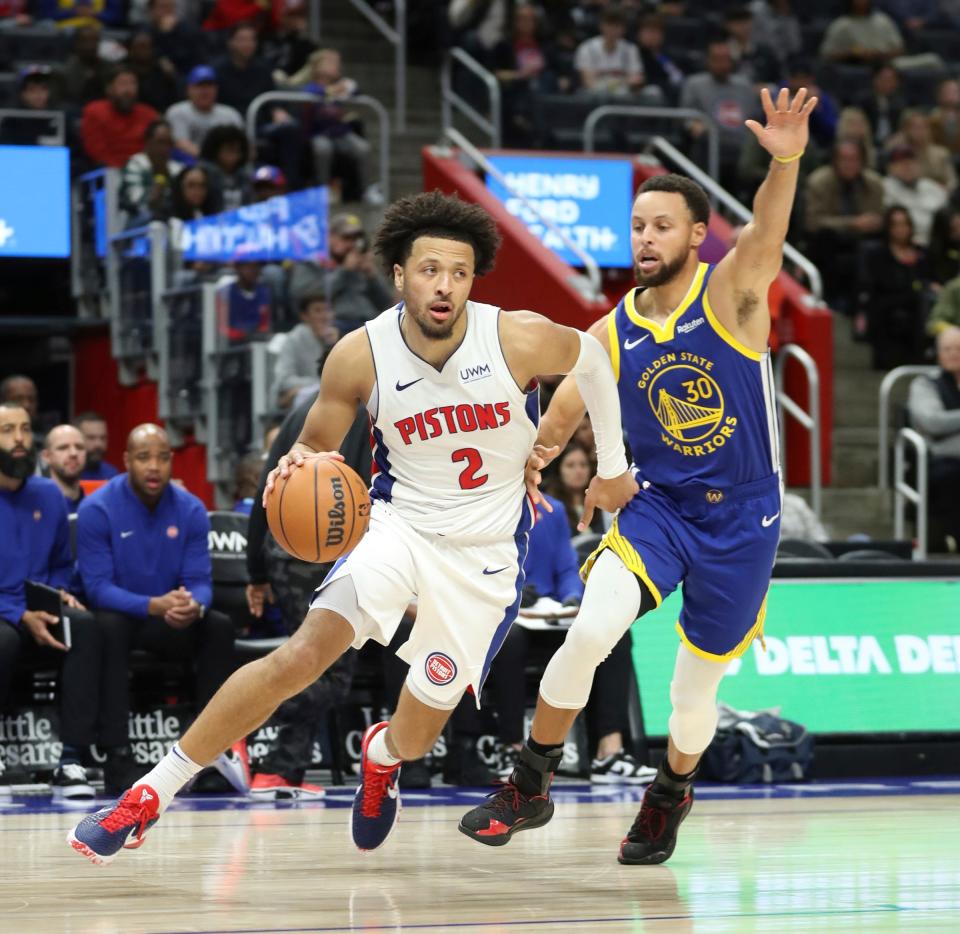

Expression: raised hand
xmin=745 ymin=87 xmax=818 ymax=161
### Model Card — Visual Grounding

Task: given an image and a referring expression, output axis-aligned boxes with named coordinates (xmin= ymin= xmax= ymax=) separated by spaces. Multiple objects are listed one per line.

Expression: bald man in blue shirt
xmin=76 ymin=424 xmax=237 ymax=794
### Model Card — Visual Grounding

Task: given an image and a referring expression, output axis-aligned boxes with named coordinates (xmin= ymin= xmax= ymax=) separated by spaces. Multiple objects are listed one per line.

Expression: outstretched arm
xmin=710 ymin=87 xmax=818 ymax=353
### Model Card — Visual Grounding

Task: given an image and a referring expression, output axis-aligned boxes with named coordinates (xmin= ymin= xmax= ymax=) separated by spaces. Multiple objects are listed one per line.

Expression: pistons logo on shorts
xmin=424 ymin=652 xmax=458 ymax=686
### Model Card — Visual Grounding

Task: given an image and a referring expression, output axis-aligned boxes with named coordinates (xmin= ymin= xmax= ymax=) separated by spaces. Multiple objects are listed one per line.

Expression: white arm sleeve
xmin=569 ymin=331 xmax=629 ymax=479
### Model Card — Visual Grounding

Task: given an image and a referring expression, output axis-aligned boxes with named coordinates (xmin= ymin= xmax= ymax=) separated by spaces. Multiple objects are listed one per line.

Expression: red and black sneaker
xmin=618 ymin=784 xmax=694 ymax=865
xmin=458 ymin=780 xmax=554 ymax=846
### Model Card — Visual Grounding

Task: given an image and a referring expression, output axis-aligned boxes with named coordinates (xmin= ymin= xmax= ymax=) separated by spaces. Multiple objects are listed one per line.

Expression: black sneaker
xmin=458 ymin=780 xmax=554 ymax=846
xmin=52 ymin=762 xmax=95 ymax=801
xmin=618 ymin=784 xmax=694 ymax=865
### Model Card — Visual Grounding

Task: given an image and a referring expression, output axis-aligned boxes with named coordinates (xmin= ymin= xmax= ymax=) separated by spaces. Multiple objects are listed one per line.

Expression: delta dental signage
xmin=485 ymin=154 xmax=634 ymax=268
xmin=632 ymin=579 xmax=960 ymax=734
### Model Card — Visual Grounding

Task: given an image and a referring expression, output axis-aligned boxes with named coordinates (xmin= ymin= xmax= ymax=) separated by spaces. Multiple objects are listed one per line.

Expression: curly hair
xmin=372 ymin=190 xmax=501 ymax=277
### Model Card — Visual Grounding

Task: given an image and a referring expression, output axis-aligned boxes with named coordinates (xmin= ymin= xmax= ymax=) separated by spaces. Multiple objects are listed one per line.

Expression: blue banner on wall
xmin=179 ymin=186 xmax=329 ymax=262
xmin=485 ymin=155 xmax=633 ymax=268
xmin=0 ymin=146 xmax=70 ymax=259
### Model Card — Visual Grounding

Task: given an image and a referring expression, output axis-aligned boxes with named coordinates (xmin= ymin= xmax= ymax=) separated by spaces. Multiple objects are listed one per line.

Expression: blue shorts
xmin=582 ymin=474 xmax=781 ymax=661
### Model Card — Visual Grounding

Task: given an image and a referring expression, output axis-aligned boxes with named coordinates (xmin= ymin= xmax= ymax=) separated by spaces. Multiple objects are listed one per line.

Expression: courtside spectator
xmin=680 ymin=38 xmax=757 ymax=192
xmin=76 ymin=424 xmax=236 ymax=754
xmin=887 ymin=110 xmax=957 ymax=193
xmin=81 ymin=65 xmax=160 ymax=169
xmin=543 ymin=442 xmax=607 ymax=535
xmin=883 ymin=145 xmax=947 ymax=247
xmin=59 ymin=24 xmax=108 ymax=107
xmin=301 ymin=49 xmax=373 ymax=202
xmin=907 ymin=326 xmax=960 ymax=550
xmin=574 ymin=6 xmax=644 ymax=97
xmin=820 ymin=0 xmax=904 ymax=64
xmin=42 ymin=425 xmax=88 ymax=513
xmin=805 ymin=138 xmax=885 ymax=312
xmin=271 ymin=293 xmax=338 ymax=409
xmin=289 ymin=212 xmax=394 ymax=331
xmin=216 ymin=262 xmax=273 ymax=342
xmin=36 ymin=0 xmax=122 ymax=27
xmin=837 ymin=106 xmax=878 ymax=169
xmin=199 ymin=124 xmax=252 ymax=210
xmin=126 ymin=30 xmax=179 ymax=114
xmin=929 ymin=78 xmax=960 ymax=159
xmin=120 ymin=119 xmax=184 ymax=222
xmin=0 ymin=402 xmax=105 ymax=800
xmin=74 ymin=411 xmax=119 ymax=480
xmin=0 ymin=66 xmax=61 ymax=147
xmin=166 ymin=66 xmax=244 ymax=161
xmin=0 ymin=374 xmax=38 ymax=422
xmin=170 ymin=165 xmax=221 ymax=221
xmin=856 ymin=64 xmax=905 ymax=147
xmin=929 ymin=205 xmax=960 ymax=285
xmin=147 ymin=0 xmax=204 ymax=77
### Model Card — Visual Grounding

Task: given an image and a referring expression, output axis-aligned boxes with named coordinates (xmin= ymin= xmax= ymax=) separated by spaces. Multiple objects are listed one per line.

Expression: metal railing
xmin=71 ymin=168 xmax=120 ymax=318
xmin=877 ymin=364 xmax=938 ymax=491
xmin=0 ymin=108 xmax=64 ymax=145
xmin=894 ymin=427 xmax=929 ymax=559
xmin=774 ymin=343 xmax=822 ymax=520
xmin=441 ymin=127 xmax=602 ymax=300
xmin=246 ymin=91 xmax=391 ymax=203
xmin=584 ymin=105 xmax=719 ymax=182
xmin=441 ymin=47 xmax=502 ymax=148
xmin=104 ymin=222 xmax=169 ymax=385
xmin=644 ymin=137 xmax=825 ymax=304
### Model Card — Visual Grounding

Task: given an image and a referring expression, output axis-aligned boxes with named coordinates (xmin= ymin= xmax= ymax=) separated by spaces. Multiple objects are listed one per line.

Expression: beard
xmin=634 ymin=250 xmax=688 ymax=288
xmin=409 ymin=304 xmax=463 ymax=342
xmin=0 ymin=446 xmax=36 ymax=481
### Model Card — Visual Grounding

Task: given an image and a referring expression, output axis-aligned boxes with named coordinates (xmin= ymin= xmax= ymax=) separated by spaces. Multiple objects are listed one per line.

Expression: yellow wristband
xmin=773 ymin=150 xmax=804 ymax=164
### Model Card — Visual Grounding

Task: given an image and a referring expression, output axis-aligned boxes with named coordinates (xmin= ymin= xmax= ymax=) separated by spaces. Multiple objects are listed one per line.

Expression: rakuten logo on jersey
xmin=394 ymin=401 xmax=511 ymax=445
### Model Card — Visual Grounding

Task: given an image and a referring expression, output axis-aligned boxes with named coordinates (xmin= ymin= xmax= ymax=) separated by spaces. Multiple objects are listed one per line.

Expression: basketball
xmin=266 ymin=458 xmax=371 ymax=563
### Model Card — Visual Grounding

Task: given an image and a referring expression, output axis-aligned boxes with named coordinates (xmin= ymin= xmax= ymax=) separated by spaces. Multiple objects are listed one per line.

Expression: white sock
xmin=367 ymin=728 xmax=401 ymax=768
xmin=137 ymin=743 xmax=204 ymax=812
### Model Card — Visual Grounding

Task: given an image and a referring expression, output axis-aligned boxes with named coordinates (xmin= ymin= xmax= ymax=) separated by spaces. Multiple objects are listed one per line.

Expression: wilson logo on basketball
xmin=324 ymin=476 xmax=346 ymax=548
xmin=424 ymin=652 xmax=457 ymax=685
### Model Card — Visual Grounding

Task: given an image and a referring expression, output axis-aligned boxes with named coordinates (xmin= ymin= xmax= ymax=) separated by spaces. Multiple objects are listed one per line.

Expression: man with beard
xmin=68 ymin=190 xmax=637 ymax=865
xmin=0 ymin=403 xmax=102 ymax=800
xmin=80 ymin=64 xmax=159 ymax=169
xmin=74 ymin=411 xmax=120 ymax=481
xmin=460 ymin=87 xmax=817 ymax=865
xmin=71 ymin=424 xmax=239 ymax=796
xmin=42 ymin=425 xmax=87 ymax=513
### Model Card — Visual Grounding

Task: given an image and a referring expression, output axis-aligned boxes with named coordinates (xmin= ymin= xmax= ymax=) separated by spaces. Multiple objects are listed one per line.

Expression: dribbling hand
xmin=262 ymin=449 xmax=345 ymax=508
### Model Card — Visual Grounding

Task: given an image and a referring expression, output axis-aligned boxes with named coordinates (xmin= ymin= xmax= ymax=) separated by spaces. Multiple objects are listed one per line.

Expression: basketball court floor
xmin=2 ymin=779 xmax=958 ymax=933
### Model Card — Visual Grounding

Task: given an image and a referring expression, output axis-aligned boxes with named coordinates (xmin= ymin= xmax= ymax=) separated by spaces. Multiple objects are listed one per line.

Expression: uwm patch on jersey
xmin=364 ymin=301 xmax=539 ymax=542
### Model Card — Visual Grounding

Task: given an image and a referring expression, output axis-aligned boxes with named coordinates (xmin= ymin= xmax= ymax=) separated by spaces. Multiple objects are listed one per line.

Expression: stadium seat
xmin=836 ymin=548 xmax=907 ymax=562
xmin=776 ymin=538 xmax=835 ymax=560
xmin=207 ymin=510 xmax=255 ymax=633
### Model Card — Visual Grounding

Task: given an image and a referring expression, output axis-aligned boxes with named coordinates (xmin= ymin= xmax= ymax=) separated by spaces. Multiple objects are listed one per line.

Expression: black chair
xmin=207 ymin=510 xmax=255 ymax=632
xmin=776 ymin=538 xmax=835 ymax=560
xmin=836 ymin=548 xmax=907 ymax=562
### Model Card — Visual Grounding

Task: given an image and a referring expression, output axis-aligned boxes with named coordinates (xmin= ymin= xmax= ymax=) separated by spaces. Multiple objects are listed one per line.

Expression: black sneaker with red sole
xmin=618 ymin=784 xmax=694 ymax=865
xmin=458 ymin=781 xmax=555 ymax=846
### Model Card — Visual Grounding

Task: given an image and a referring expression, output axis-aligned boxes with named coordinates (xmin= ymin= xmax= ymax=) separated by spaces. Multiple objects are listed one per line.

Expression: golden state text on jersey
xmin=609 ymin=262 xmax=780 ymax=488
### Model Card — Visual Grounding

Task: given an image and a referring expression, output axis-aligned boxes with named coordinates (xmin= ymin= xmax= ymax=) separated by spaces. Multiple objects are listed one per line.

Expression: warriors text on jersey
xmin=364 ymin=300 xmax=539 ymax=542
xmin=609 ymin=262 xmax=780 ymax=489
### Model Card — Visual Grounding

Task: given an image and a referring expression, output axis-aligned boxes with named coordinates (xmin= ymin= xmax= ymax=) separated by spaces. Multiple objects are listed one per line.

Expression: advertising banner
xmin=0 ymin=145 xmax=70 ymax=258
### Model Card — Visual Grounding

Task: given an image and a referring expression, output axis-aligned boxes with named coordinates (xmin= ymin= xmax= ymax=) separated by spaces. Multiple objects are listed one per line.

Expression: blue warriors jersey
xmin=609 ymin=262 xmax=780 ymax=489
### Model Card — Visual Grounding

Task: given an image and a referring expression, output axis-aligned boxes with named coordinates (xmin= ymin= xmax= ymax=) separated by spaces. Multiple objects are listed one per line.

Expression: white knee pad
xmin=539 ymin=549 xmax=644 ymax=710
xmin=667 ymin=643 xmax=730 ymax=756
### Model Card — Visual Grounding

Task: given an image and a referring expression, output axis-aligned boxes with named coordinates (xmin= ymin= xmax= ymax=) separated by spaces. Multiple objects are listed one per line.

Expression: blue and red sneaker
xmin=351 ymin=721 xmax=401 ymax=852
xmin=66 ymin=783 xmax=161 ymax=866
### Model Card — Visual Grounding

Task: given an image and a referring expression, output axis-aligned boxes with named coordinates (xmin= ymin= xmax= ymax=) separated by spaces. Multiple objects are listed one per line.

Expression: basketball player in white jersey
xmin=68 ymin=190 xmax=638 ymax=864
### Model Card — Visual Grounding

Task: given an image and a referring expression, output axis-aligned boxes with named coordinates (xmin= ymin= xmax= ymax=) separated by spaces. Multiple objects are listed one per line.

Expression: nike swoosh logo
xmin=761 ymin=512 xmax=780 ymax=528
xmin=624 ymin=335 xmax=649 ymax=350
xmin=387 ymin=783 xmax=399 ymax=799
xmin=120 ymin=530 xmax=134 ymax=539
xmin=396 ymin=378 xmax=424 ymax=391
xmin=482 ymin=566 xmax=509 ymax=575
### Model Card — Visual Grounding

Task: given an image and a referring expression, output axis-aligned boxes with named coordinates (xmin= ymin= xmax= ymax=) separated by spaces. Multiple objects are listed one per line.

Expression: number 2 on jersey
xmin=452 ymin=447 xmax=488 ymax=490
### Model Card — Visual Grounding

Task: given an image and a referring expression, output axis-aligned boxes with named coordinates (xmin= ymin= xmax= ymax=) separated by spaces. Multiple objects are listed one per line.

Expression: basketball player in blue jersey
xmin=460 ymin=87 xmax=818 ymax=863
xmin=67 ymin=191 xmax=638 ymax=865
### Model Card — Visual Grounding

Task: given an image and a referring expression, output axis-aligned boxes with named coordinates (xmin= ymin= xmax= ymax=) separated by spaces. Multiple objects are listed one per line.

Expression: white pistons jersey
xmin=365 ymin=300 xmax=539 ymax=542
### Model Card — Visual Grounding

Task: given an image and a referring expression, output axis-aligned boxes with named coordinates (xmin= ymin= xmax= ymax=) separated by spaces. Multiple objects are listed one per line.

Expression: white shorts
xmin=309 ymin=499 xmax=527 ymax=710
